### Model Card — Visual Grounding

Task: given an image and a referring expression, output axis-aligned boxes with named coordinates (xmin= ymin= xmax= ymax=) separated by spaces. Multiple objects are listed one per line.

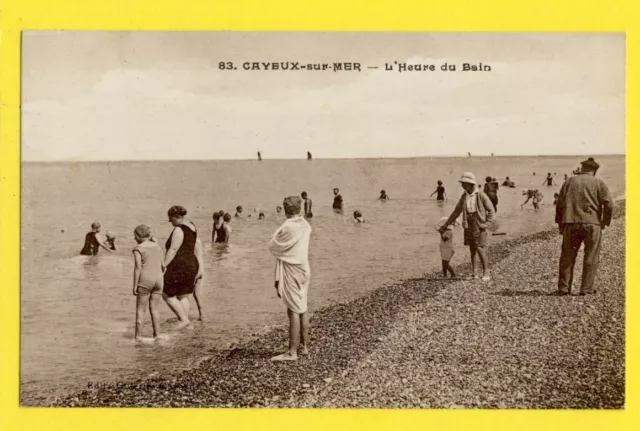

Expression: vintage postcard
xmin=19 ymin=31 xmax=625 ymax=409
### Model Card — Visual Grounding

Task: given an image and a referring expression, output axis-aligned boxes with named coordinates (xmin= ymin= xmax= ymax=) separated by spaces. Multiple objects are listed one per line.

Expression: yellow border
xmin=0 ymin=1 xmax=637 ymax=430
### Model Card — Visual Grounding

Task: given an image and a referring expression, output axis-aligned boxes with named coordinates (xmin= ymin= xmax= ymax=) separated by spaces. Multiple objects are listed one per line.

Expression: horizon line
xmin=22 ymin=153 xmax=625 ymax=163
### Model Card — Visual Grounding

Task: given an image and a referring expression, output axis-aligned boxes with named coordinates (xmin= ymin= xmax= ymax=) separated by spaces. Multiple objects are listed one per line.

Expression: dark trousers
xmin=558 ymin=223 xmax=602 ymax=294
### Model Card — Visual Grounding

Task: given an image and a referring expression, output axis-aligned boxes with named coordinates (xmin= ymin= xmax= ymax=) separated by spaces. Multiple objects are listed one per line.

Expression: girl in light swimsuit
xmin=132 ymin=224 xmax=165 ymax=340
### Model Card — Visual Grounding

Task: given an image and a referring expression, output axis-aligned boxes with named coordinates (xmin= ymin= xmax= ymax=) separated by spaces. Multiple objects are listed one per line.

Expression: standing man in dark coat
xmin=555 ymin=157 xmax=614 ymax=295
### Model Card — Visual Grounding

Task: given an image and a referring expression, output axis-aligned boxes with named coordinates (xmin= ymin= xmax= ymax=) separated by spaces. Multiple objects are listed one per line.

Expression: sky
xmin=22 ymin=32 xmax=625 ymax=161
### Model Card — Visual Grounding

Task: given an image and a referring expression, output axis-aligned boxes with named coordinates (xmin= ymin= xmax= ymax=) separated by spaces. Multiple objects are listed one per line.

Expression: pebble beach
xmin=53 ymin=200 xmax=625 ymax=409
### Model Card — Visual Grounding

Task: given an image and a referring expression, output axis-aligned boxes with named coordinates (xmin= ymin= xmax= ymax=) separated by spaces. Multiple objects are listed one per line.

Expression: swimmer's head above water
xmin=437 ymin=180 xmax=443 ymax=186
xmin=485 ymin=176 xmax=492 ymax=183
xmin=91 ymin=222 xmax=101 ymax=232
xmin=301 ymin=191 xmax=308 ymax=199
xmin=276 ymin=206 xmax=283 ymax=213
xmin=213 ymin=212 xmax=221 ymax=222
xmin=333 ymin=188 xmax=340 ymax=195
xmin=223 ymin=213 xmax=232 ymax=223
xmin=259 ymin=212 xmax=265 ymax=220
xmin=236 ymin=205 xmax=243 ymax=215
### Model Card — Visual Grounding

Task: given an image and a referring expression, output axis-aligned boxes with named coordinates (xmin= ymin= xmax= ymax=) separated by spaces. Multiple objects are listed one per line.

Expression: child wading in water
xmin=132 ymin=225 xmax=164 ymax=340
xmin=436 ymin=217 xmax=456 ymax=279
xmin=438 ymin=172 xmax=494 ymax=281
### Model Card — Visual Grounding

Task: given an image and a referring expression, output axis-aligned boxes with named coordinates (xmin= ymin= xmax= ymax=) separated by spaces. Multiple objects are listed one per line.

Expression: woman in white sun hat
xmin=437 ymin=172 xmax=495 ymax=281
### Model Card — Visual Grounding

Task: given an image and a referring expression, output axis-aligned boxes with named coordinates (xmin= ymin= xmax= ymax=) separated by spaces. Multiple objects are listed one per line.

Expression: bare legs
xmin=441 ymin=260 xmax=456 ymax=278
xmin=149 ymin=294 xmax=161 ymax=337
xmin=177 ymin=294 xmax=190 ymax=319
xmin=134 ymin=292 xmax=149 ymax=340
xmin=299 ymin=312 xmax=309 ymax=355
xmin=162 ymin=293 xmax=192 ymax=328
xmin=287 ymin=308 xmax=300 ymax=356
xmin=271 ymin=309 xmax=309 ymax=361
xmin=135 ymin=293 xmax=161 ymax=339
xmin=192 ymin=277 xmax=204 ymax=320
xmin=469 ymin=245 xmax=489 ymax=280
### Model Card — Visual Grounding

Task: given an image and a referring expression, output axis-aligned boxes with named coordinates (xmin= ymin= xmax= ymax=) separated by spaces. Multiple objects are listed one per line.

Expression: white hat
xmin=436 ymin=217 xmax=457 ymax=230
xmin=458 ymin=172 xmax=476 ymax=185
xmin=436 ymin=217 xmax=449 ymax=230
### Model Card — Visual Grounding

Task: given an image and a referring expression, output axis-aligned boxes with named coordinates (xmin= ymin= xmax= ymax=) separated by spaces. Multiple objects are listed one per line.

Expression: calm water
xmin=21 ymin=156 xmax=625 ymax=404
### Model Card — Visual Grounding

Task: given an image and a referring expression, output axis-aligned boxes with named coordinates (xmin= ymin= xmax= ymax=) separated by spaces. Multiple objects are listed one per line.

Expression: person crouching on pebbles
xmin=436 ymin=217 xmax=457 ymax=279
xmin=438 ymin=172 xmax=494 ymax=282
xmin=268 ymin=196 xmax=313 ymax=361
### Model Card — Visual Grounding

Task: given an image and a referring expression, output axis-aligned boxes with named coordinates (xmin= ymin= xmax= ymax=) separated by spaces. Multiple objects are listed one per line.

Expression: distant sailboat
xmin=257 ymin=151 xmax=262 ymax=161
xmin=307 ymin=151 xmax=312 ymax=160
xmin=491 ymin=152 xmax=494 ymax=157
xmin=468 ymin=152 xmax=472 ymax=157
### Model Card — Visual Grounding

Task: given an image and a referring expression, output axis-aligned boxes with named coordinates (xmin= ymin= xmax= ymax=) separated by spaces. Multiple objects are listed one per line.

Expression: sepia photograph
xmin=20 ymin=31 xmax=625 ymax=408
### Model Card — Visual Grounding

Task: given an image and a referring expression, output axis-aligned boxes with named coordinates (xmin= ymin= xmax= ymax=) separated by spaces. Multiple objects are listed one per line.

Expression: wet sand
xmin=53 ymin=201 xmax=625 ymax=408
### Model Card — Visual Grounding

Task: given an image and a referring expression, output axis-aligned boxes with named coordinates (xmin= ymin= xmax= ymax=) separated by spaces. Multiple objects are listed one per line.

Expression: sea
xmin=20 ymin=156 xmax=625 ymax=405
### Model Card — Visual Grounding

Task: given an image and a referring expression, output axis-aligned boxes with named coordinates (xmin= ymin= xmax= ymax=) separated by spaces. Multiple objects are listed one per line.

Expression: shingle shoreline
xmin=52 ymin=201 xmax=625 ymax=408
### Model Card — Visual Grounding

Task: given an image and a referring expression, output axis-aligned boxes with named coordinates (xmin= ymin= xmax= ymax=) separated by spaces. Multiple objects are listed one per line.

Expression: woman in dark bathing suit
xmin=430 ymin=180 xmax=447 ymax=201
xmin=542 ymin=173 xmax=556 ymax=187
xmin=212 ymin=212 xmax=227 ymax=244
xmin=80 ymin=222 xmax=114 ymax=255
xmin=163 ymin=206 xmax=202 ymax=326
